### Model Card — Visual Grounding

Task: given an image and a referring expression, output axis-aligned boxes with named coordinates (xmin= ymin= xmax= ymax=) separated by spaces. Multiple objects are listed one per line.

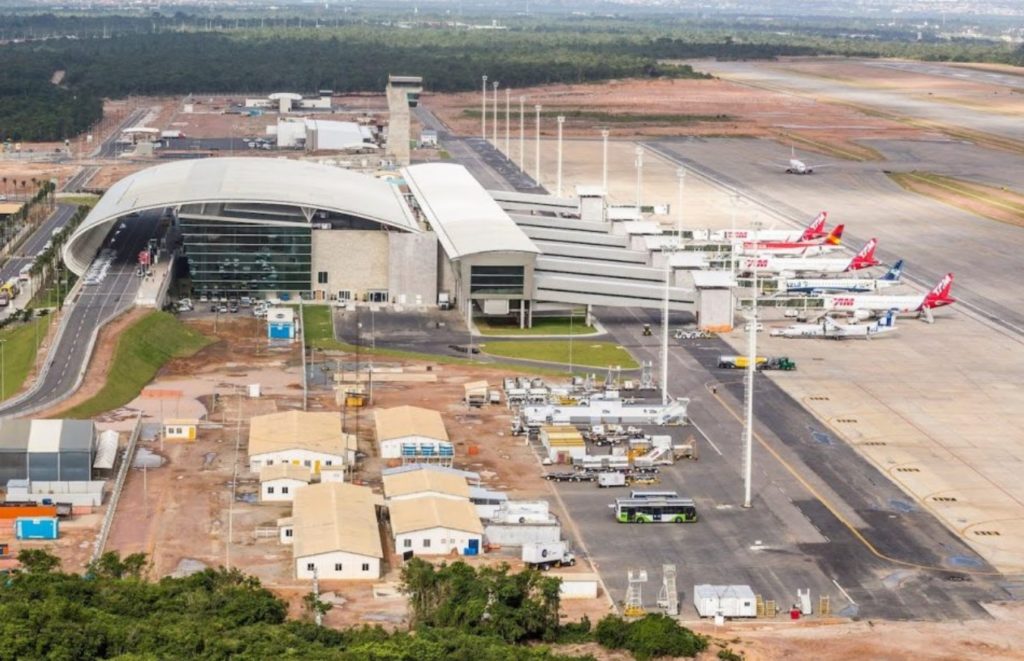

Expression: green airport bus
xmin=612 ymin=496 xmax=698 ymax=523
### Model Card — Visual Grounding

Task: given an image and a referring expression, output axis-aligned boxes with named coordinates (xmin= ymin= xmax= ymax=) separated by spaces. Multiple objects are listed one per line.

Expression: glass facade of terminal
xmin=179 ymin=218 xmax=312 ymax=297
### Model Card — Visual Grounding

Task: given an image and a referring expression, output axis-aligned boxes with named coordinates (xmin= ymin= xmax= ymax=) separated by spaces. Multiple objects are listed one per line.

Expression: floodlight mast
xmin=743 ymin=220 xmax=761 ymax=509
xmin=481 ymin=75 xmax=487 ymax=140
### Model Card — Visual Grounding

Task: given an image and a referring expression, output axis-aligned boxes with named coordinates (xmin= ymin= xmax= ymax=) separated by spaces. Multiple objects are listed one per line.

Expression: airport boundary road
xmin=0 ymin=213 xmax=157 ymax=417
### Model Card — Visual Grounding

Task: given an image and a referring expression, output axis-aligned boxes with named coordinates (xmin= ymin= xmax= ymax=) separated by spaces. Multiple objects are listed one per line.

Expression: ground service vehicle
xmin=612 ymin=496 xmax=698 ymax=523
xmin=718 ymin=355 xmax=796 ymax=371
xmin=522 ymin=541 xmax=576 ymax=570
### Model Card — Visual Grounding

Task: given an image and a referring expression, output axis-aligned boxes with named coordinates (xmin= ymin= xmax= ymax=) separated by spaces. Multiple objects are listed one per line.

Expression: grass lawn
xmin=300 ymin=305 xmax=573 ymax=376
xmin=476 ymin=316 xmax=598 ymax=337
xmin=0 ymin=316 xmax=51 ymax=402
xmin=302 ymin=304 xmax=345 ymax=350
xmin=61 ymin=311 xmax=213 ymax=419
xmin=482 ymin=340 xmax=638 ymax=369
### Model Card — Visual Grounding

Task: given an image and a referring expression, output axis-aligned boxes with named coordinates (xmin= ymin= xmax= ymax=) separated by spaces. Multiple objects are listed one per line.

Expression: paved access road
xmin=414 ymin=106 xmax=542 ymax=193
xmin=93 ymin=108 xmax=150 ymax=159
xmin=0 ymin=204 xmax=77 ymax=287
xmin=0 ymin=212 xmax=157 ymax=416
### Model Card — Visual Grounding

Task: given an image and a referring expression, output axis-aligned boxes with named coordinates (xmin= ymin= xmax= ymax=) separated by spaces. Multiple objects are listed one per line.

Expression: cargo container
xmin=15 ymin=516 xmax=59 ymax=540
xmin=693 ymin=584 xmax=757 ymax=618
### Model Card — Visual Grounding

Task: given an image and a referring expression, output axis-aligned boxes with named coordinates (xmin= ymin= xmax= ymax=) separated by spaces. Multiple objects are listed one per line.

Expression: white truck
xmin=161 ymin=130 xmax=185 ymax=139
xmin=522 ymin=541 xmax=576 ymax=571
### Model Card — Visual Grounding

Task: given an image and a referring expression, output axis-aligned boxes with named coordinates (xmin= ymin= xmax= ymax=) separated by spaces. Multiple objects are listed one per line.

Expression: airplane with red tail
xmin=738 ymin=224 xmax=844 ymax=257
xmin=822 ymin=273 xmax=956 ymax=323
xmin=741 ymin=238 xmax=880 ymax=276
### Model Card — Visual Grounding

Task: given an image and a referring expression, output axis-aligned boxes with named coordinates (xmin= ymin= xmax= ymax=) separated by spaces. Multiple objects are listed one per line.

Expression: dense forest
xmin=0 ymin=551 xmax=710 ymax=660
xmin=1 ymin=11 xmax=1022 ymax=141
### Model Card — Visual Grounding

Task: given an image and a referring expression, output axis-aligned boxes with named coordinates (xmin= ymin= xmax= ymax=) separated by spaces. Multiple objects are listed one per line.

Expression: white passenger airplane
xmin=742 ymin=238 xmax=880 ymax=276
xmin=780 ymin=147 xmax=830 ymax=175
xmin=770 ymin=309 xmax=898 ymax=340
xmin=780 ymin=260 xmax=904 ymax=294
xmin=738 ymin=224 xmax=844 ymax=257
xmin=694 ymin=211 xmax=829 ymax=242
xmin=822 ymin=273 xmax=956 ymax=323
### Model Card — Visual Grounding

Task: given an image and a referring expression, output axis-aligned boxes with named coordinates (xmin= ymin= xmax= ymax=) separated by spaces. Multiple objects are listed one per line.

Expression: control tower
xmin=385 ymin=75 xmax=423 ymax=166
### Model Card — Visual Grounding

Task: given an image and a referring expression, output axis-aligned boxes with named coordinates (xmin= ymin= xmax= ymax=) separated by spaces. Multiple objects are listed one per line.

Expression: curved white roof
xmin=63 ymin=157 xmax=417 ymax=275
xmin=402 ymin=163 xmax=539 ymax=260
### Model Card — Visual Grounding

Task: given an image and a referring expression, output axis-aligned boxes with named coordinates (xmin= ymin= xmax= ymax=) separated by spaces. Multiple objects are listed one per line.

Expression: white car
xmin=743 ymin=322 xmax=764 ymax=333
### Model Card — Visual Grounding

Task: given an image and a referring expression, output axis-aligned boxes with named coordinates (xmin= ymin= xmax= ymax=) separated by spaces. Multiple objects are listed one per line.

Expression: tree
xmin=301 ymin=591 xmax=333 ymax=622
xmin=16 ymin=548 xmax=61 ymax=573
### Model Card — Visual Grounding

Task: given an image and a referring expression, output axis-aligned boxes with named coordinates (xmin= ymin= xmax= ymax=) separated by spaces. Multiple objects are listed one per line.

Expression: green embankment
xmin=482 ymin=340 xmax=638 ymax=369
xmin=0 ymin=316 xmax=51 ymax=402
xmin=61 ymin=311 xmax=212 ymax=418
xmin=476 ymin=316 xmax=598 ymax=337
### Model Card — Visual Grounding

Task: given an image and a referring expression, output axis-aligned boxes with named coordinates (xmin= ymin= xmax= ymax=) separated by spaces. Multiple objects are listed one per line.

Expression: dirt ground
xmin=426 ymin=77 xmax=920 ymax=159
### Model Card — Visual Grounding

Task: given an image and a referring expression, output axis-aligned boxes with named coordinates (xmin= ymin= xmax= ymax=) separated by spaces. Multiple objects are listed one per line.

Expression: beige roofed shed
xmin=382 ymin=469 xmax=470 ymax=500
xmin=292 ymin=483 xmax=383 ymax=560
xmin=374 ymin=406 xmax=448 ymax=442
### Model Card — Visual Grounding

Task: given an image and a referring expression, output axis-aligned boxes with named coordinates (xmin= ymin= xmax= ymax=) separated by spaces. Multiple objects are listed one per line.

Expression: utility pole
xmin=505 ymin=88 xmax=511 ymax=158
xmin=534 ymin=105 xmax=542 ymax=187
xmin=676 ymin=168 xmax=686 ymax=238
xmin=601 ymin=129 xmax=610 ymax=193
xmin=0 ymin=339 xmax=6 ymax=401
xmin=661 ymin=246 xmax=672 ymax=406
xmin=481 ymin=75 xmax=487 ymax=140
xmin=492 ymin=81 xmax=499 ymax=145
xmin=743 ymin=221 xmax=762 ymax=509
xmin=519 ymin=96 xmax=525 ymax=171
xmin=555 ymin=115 xmax=565 ymax=197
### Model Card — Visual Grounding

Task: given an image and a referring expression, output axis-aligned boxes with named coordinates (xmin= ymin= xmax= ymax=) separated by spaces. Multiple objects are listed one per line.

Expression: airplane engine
xmin=852 ymin=310 xmax=872 ymax=321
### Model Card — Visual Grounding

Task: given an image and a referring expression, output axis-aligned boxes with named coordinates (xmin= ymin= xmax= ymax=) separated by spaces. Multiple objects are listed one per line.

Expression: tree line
xmin=1 ymin=550 xmax=710 ymax=660
xmin=3 ymin=14 xmax=1022 ymax=142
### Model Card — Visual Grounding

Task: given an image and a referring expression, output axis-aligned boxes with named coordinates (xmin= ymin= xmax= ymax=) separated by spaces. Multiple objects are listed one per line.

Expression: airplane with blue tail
xmin=780 ymin=260 xmax=904 ymax=294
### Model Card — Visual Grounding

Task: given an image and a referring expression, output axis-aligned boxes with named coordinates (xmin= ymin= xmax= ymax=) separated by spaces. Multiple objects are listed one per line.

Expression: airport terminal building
xmin=65 ymin=157 xmax=704 ymax=327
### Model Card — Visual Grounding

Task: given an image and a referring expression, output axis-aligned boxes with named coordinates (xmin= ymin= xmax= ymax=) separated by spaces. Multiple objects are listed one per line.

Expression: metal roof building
xmin=0 ymin=419 xmax=95 ymax=483
xmin=402 ymin=162 xmax=541 ymax=325
xmin=63 ymin=157 xmax=417 ymax=276
xmin=389 ymin=495 xmax=482 ymax=536
xmin=382 ymin=469 xmax=470 ymax=501
xmin=291 ymin=482 xmax=384 ymax=580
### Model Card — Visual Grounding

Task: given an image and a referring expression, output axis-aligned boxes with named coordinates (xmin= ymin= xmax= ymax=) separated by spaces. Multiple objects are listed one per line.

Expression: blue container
xmin=16 ymin=517 xmax=59 ymax=540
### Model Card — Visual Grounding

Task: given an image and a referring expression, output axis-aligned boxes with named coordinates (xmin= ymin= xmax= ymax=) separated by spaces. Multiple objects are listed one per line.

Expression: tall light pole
xmin=634 ymin=145 xmax=644 ymax=215
xmin=601 ymin=129 xmax=610 ymax=193
xmin=481 ymin=75 xmax=488 ymax=140
xmin=676 ymin=168 xmax=687 ymax=238
xmin=729 ymin=194 xmax=741 ymax=280
xmin=534 ymin=104 xmax=542 ymax=186
xmin=505 ymin=88 xmax=511 ymax=158
xmin=0 ymin=339 xmax=6 ymax=401
xmin=556 ymin=115 xmax=565 ymax=197
xmin=519 ymin=96 xmax=525 ymax=171
xmin=743 ymin=221 xmax=762 ymax=509
xmin=661 ymin=247 xmax=672 ymax=406
xmin=492 ymin=81 xmax=499 ymax=145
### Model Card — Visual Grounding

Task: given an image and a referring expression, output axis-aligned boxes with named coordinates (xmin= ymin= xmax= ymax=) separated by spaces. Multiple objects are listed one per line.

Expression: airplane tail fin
xmin=800 ymin=211 xmax=828 ymax=240
xmin=922 ymin=273 xmax=956 ymax=308
xmin=878 ymin=309 xmax=897 ymax=329
xmin=848 ymin=238 xmax=879 ymax=270
xmin=881 ymin=259 xmax=904 ymax=282
xmin=825 ymin=224 xmax=844 ymax=245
